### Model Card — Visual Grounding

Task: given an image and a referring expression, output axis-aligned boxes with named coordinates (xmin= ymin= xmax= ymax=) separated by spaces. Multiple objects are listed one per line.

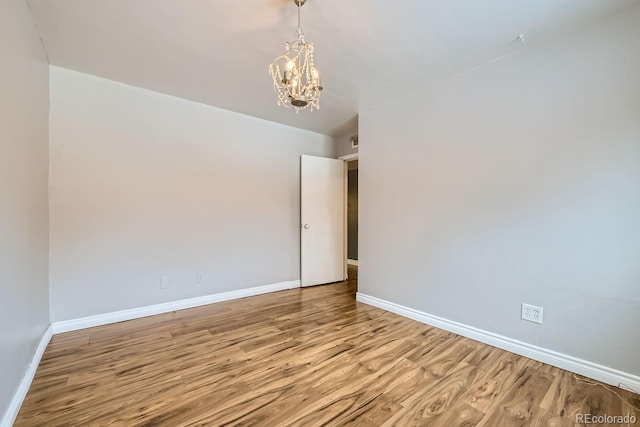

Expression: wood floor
xmin=16 ymin=268 xmax=640 ymax=426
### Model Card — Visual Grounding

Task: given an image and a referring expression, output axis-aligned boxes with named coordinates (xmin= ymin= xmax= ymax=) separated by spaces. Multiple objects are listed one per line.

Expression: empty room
xmin=2 ymin=0 xmax=639 ymax=425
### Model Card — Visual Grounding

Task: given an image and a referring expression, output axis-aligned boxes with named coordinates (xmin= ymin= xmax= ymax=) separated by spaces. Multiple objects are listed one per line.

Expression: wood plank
xmin=480 ymin=366 xmax=554 ymax=426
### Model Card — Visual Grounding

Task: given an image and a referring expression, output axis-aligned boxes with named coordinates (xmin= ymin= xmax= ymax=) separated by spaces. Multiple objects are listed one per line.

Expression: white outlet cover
xmin=196 ymin=273 xmax=204 ymax=283
xmin=521 ymin=303 xmax=543 ymax=324
xmin=160 ymin=277 xmax=169 ymax=289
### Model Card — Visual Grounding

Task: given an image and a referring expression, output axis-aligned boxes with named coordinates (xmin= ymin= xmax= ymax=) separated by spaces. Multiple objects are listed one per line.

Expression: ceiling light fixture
xmin=269 ymin=0 xmax=323 ymax=112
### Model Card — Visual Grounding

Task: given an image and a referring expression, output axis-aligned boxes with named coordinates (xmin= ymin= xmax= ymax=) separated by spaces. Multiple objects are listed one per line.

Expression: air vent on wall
xmin=350 ymin=134 xmax=359 ymax=148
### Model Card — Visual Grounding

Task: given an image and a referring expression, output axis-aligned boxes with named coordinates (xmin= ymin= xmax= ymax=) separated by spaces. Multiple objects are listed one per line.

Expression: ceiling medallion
xmin=269 ymin=0 xmax=323 ymax=112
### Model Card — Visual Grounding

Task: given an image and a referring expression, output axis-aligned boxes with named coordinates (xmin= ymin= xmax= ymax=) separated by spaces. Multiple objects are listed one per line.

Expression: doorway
xmin=299 ymin=154 xmax=358 ymax=287
xmin=346 ymin=159 xmax=358 ymax=277
xmin=339 ymin=153 xmax=358 ymax=282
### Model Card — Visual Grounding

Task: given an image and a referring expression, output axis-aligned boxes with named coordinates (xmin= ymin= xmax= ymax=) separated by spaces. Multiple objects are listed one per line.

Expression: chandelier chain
xmin=297 ymin=2 xmax=303 ymax=37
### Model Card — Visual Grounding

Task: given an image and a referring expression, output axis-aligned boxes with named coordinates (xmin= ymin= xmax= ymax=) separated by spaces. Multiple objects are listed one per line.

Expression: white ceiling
xmin=27 ymin=0 xmax=636 ymax=136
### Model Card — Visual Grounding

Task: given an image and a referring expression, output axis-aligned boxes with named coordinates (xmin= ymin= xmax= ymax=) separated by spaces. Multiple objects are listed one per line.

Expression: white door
xmin=301 ymin=155 xmax=345 ymax=287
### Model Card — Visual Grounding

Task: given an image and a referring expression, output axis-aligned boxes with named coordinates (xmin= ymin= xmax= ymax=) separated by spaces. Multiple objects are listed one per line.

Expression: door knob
xmin=303 ymin=224 xmax=310 ymax=229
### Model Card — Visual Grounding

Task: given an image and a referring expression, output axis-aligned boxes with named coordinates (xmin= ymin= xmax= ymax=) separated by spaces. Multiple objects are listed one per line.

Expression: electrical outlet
xmin=521 ymin=303 xmax=543 ymax=324
xmin=196 ymin=273 xmax=204 ymax=284
xmin=160 ymin=277 xmax=169 ymax=289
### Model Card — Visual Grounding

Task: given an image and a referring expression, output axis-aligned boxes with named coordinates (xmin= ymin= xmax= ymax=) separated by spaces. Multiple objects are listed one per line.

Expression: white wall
xmin=359 ymin=7 xmax=640 ymax=376
xmin=49 ymin=67 xmax=335 ymax=321
xmin=334 ymin=125 xmax=359 ymax=158
xmin=0 ymin=0 xmax=51 ymax=420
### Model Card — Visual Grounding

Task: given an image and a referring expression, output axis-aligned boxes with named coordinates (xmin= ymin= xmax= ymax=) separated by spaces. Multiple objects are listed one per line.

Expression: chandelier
xmin=269 ymin=0 xmax=323 ymax=112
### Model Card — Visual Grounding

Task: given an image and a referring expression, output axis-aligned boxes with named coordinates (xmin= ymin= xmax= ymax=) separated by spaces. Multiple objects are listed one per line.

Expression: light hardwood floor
xmin=16 ymin=268 xmax=640 ymax=426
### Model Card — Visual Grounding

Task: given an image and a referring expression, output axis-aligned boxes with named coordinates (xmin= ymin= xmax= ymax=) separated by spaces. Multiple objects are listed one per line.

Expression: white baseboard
xmin=1 ymin=325 xmax=53 ymax=427
xmin=356 ymin=292 xmax=640 ymax=394
xmin=53 ymin=280 xmax=301 ymax=334
xmin=347 ymin=259 xmax=359 ymax=266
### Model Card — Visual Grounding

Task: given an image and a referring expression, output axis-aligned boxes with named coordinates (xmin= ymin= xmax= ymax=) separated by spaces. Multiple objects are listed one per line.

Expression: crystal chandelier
xmin=269 ymin=0 xmax=323 ymax=112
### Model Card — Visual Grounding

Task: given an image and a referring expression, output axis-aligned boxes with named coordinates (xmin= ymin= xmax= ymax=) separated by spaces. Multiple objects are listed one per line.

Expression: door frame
xmin=339 ymin=153 xmax=359 ymax=279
